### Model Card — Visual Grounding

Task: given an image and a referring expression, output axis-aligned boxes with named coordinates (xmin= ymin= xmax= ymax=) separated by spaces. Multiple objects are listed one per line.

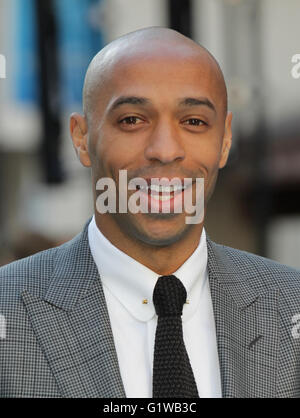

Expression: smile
xmin=95 ymin=171 xmax=204 ymax=224
xmin=137 ymin=184 xmax=189 ymax=200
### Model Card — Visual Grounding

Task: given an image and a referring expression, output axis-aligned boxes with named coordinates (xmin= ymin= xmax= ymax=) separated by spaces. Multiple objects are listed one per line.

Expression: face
xmin=71 ymin=47 xmax=232 ymax=247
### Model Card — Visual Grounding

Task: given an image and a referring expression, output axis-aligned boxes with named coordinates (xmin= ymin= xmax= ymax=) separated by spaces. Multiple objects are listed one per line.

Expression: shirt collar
xmin=88 ymin=216 xmax=208 ymax=322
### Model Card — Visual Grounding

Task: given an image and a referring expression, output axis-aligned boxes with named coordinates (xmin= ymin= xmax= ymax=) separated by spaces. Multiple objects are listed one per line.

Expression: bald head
xmin=83 ymin=27 xmax=228 ymax=123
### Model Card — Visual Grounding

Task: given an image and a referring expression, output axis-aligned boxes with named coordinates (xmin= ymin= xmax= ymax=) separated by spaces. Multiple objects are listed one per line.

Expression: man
xmin=1 ymin=27 xmax=300 ymax=399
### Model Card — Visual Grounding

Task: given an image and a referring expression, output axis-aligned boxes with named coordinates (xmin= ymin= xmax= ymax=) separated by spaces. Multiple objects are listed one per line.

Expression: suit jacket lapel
xmin=207 ymin=238 xmax=279 ymax=398
xmin=22 ymin=224 xmax=126 ymax=398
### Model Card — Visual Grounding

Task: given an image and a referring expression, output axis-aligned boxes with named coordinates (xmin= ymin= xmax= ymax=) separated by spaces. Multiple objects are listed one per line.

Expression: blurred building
xmin=0 ymin=0 xmax=299 ymax=267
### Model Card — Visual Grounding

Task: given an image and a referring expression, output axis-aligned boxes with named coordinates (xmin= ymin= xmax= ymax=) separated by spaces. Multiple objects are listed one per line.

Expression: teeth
xmin=139 ymin=185 xmax=186 ymax=192
xmin=151 ymin=194 xmax=173 ymax=201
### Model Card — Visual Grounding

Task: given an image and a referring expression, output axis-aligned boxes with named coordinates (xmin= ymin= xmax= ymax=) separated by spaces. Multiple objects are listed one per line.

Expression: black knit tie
xmin=152 ymin=275 xmax=199 ymax=398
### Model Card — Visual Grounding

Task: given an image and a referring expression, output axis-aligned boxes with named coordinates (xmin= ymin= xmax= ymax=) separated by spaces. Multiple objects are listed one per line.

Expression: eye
xmin=183 ymin=118 xmax=206 ymax=126
xmin=119 ymin=116 xmax=143 ymax=125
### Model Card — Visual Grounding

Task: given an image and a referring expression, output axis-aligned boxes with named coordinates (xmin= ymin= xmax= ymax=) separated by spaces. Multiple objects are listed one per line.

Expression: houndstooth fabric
xmin=1 ymin=218 xmax=300 ymax=398
xmin=152 ymin=275 xmax=199 ymax=398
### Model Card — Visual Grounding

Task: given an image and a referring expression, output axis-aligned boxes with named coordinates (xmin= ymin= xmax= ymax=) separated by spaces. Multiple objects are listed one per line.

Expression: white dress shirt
xmin=88 ymin=216 xmax=222 ymax=398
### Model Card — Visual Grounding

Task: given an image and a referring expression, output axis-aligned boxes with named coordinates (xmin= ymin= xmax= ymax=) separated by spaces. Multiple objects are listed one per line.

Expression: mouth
xmin=137 ymin=182 xmax=191 ymax=200
xmin=134 ymin=178 xmax=194 ymax=213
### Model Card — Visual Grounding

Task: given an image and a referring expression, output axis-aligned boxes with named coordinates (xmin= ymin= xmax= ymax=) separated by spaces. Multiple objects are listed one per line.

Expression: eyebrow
xmin=178 ymin=97 xmax=216 ymax=113
xmin=109 ymin=96 xmax=150 ymax=112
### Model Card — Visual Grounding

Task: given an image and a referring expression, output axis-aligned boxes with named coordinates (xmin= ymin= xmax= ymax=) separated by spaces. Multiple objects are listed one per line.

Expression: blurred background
xmin=0 ymin=0 xmax=299 ymax=268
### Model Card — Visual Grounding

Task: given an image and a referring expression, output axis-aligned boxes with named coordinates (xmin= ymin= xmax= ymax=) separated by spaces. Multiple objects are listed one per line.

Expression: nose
xmin=144 ymin=119 xmax=185 ymax=164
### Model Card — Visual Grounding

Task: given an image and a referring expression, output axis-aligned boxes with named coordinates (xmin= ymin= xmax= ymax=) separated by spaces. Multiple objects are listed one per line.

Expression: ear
xmin=219 ymin=111 xmax=233 ymax=169
xmin=70 ymin=113 xmax=91 ymax=167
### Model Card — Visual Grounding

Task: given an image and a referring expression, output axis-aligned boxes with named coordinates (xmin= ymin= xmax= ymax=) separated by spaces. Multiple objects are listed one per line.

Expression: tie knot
xmin=153 ymin=275 xmax=187 ymax=317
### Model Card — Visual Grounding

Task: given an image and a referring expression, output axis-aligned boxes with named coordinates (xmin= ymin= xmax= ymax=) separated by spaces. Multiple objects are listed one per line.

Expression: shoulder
xmin=0 ymin=246 xmax=59 ymax=305
xmin=207 ymin=238 xmax=300 ymax=291
xmin=0 ymin=233 xmax=82 ymax=303
xmin=0 ymin=222 xmax=89 ymax=309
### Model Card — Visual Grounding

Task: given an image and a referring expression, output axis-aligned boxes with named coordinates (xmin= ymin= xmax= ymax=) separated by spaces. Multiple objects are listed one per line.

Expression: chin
xmin=131 ymin=219 xmax=192 ymax=248
xmin=113 ymin=211 xmax=193 ymax=247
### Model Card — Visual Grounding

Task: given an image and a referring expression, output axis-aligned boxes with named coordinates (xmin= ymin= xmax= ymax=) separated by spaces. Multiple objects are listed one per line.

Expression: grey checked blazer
xmin=1 ymin=220 xmax=300 ymax=398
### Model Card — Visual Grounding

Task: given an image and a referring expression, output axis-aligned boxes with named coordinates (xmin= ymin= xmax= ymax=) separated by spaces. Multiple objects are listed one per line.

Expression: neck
xmin=94 ymin=213 xmax=204 ymax=275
